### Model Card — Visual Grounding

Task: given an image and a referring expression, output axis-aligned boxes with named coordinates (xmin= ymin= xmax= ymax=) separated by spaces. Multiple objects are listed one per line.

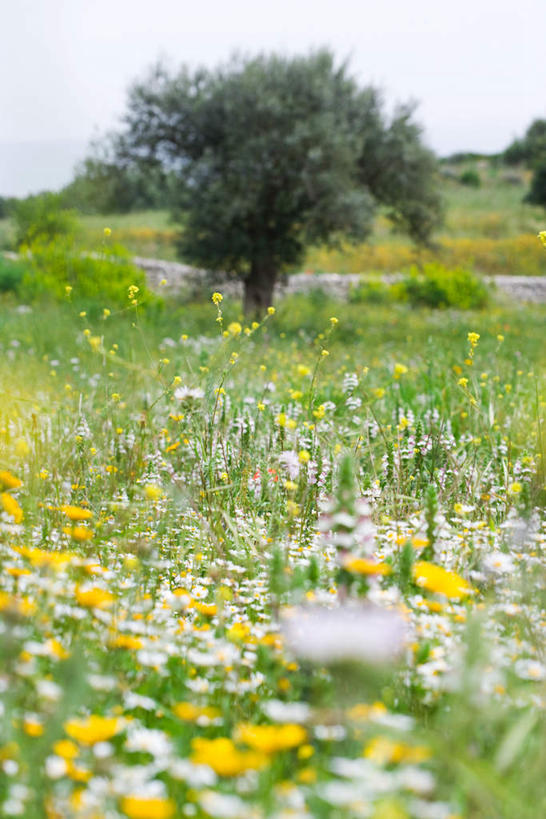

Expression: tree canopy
xmin=111 ymin=50 xmax=442 ymax=311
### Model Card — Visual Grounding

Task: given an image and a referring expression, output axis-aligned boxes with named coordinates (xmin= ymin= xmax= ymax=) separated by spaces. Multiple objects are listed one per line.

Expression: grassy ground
xmin=0 ymin=293 xmax=544 ymax=817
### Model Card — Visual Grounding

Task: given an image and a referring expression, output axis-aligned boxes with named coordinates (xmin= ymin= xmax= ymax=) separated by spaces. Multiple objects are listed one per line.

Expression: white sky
xmin=2 ymin=0 xmax=545 ymax=196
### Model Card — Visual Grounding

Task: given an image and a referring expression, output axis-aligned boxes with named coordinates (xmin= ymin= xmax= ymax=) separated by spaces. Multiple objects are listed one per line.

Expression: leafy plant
xmin=0 ymin=255 xmax=26 ymax=294
xmin=12 ymin=192 xmax=79 ymax=247
xmin=19 ymin=236 xmax=158 ymax=309
xmin=459 ymin=169 xmax=481 ymax=187
xmin=399 ymin=263 xmax=490 ymax=309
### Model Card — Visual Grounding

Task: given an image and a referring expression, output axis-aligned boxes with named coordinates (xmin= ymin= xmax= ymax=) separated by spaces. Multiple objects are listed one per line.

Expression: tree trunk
xmin=243 ymin=263 xmax=277 ymax=316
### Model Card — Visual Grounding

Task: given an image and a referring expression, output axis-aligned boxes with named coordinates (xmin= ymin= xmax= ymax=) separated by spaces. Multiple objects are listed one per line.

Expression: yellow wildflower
xmin=144 ymin=484 xmax=163 ymax=501
xmin=342 ymin=557 xmax=392 ymax=576
xmin=393 ymin=363 xmax=408 ymax=379
xmin=191 ymin=737 xmax=267 ymax=776
xmin=413 ymin=561 xmax=473 ymax=599
xmin=75 ymin=587 xmax=115 ymax=609
xmin=212 ymin=292 xmax=223 ymax=304
xmin=121 ymin=797 xmax=175 ymax=819
xmin=64 ymin=715 xmax=120 ymax=745
xmin=173 ymin=702 xmax=221 ymax=722
xmin=235 ymin=723 xmax=307 ymax=753
xmin=228 ymin=321 xmax=242 ymax=336
xmin=1 ymin=492 xmax=23 ymax=523
xmin=61 ymin=505 xmax=93 ymax=521
xmin=0 ymin=470 xmax=22 ymax=489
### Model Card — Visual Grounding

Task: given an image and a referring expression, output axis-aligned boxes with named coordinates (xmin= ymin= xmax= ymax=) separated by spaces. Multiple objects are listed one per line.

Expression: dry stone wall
xmin=134 ymin=256 xmax=546 ymax=303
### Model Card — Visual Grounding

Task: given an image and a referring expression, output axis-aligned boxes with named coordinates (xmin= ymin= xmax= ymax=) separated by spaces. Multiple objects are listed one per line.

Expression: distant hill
xmin=0 ymin=139 xmax=88 ymax=198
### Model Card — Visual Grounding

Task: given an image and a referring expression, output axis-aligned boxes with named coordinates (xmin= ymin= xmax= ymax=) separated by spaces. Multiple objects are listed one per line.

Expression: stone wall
xmin=133 ymin=256 xmax=546 ymax=304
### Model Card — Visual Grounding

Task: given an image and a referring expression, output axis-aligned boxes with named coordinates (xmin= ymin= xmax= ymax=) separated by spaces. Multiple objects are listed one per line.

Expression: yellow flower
xmin=228 ymin=321 xmax=242 ymax=336
xmin=298 ymin=450 xmax=310 ymax=463
xmin=53 ymin=739 xmax=79 ymax=760
xmin=16 ymin=546 xmax=74 ymax=570
xmin=23 ymin=718 xmax=44 ymax=737
xmin=372 ymin=388 xmax=385 ymax=399
xmin=14 ymin=438 xmax=30 ymax=457
xmin=467 ymin=331 xmax=480 ymax=346
xmin=458 ymin=377 xmax=468 ymax=388
xmin=538 ymin=230 xmax=546 ymax=247
xmin=342 ymin=556 xmax=392 ymax=576
xmin=191 ymin=737 xmax=268 ymax=775
xmin=121 ymin=797 xmax=175 ymax=819
xmin=87 ymin=335 xmax=102 ymax=352
xmin=64 ymin=715 xmax=120 ymax=745
xmin=212 ymin=291 xmax=223 ymax=304
xmin=393 ymin=363 xmax=408 ymax=379
xmin=173 ymin=702 xmax=221 ymax=722
xmin=75 ymin=587 xmax=115 ymax=609
xmin=1 ymin=492 xmax=23 ymax=523
xmin=296 ymin=365 xmax=310 ymax=377
xmin=267 ymin=306 xmax=275 ymax=315
xmin=61 ymin=505 xmax=93 ymax=521
xmin=0 ymin=470 xmax=22 ymax=490
xmin=111 ymin=634 xmax=143 ymax=650
xmin=144 ymin=484 xmax=163 ymax=501
xmin=509 ymin=481 xmax=522 ymax=494
xmin=64 ymin=525 xmax=94 ymax=541
xmin=364 ymin=735 xmax=430 ymax=765
xmin=413 ymin=561 xmax=473 ymax=599
xmin=235 ymin=723 xmax=307 ymax=753
xmin=103 ymin=227 xmax=112 ymax=237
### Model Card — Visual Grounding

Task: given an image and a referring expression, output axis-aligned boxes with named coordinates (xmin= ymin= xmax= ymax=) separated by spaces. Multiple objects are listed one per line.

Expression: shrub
xmin=12 ymin=192 xmax=79 ymax=247
xmin=459 ymin=169 xmax=481 ymax=187
xmin=399 ymin=263 xmax=489 ymax=309
xmin=524 ymin=160 xmax=546 ymax=207
xmin=19 ymin=237 xmax=158 ymax=309
xmin=0 ymin=255 xmax=26 ymax=294
xmin=348 ymin=276 xmax=397 ymax=304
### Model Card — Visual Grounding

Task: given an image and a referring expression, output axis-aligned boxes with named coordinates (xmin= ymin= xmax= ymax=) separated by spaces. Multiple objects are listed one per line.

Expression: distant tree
xmin=524 ymin=160 xmax=546 ymax=207
xmin=113 ymin=50 xmax=442 ymax=312
xmin=504 ymin=119 xmax=546 ymax=207
xmin=61 ymin=138 xmax=172 ymax=214
xmin=504 ymin=119 xmax=546 ymax=167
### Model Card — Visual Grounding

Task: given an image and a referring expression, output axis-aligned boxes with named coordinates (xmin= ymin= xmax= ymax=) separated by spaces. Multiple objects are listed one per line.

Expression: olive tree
xmin=114 ymin=50 xmax=442 ymax=312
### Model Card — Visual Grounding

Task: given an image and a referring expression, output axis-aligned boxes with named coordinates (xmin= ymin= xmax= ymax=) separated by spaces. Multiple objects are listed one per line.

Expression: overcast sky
xmin=2 ymin=0 xmax=545 ymax=196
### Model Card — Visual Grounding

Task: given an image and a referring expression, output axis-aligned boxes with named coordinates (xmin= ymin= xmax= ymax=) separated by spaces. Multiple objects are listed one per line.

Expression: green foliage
xmin=19 ymin=237 xmax=157 ymax=309
xmin=0 ymin=255 xmax=25 ymax=293
xmin=504 ymin=119 xmax=546 ymax=167
xmin=61 ymin=138 xmax=174 ymax=214
xmin=348 ymin=276 xmax=396 ymax=305
xmin=459 ymin=169 xmax=481 ymax=188
xmin=399 ymin=263 xmax=490 ymax=309
xmin=524 ymin=159 xmax=546 ymax=207
xmin=114 ymin=50 xmax=442 ymax=311
xmin=12 ymin=192 xmax=79 ymax=247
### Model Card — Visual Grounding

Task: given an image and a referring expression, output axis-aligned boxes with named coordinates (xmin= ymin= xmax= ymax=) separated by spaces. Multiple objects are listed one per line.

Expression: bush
xmin=459 ymin=169 xmax=481 ymax=187
xmin=19 ymin=237 xmax=159 ymax=309
xmin=399 ymin=263 xmax=489 ymax=309
xmin=348 ymin=276 xmax=396 ymax=304
xmin=524 ymin=160 xmax=546 ymax=206
xmin=0 ymin=255 xmax=26 ymax=294
xmin=12 ymin=192 xmax=79 ymax=247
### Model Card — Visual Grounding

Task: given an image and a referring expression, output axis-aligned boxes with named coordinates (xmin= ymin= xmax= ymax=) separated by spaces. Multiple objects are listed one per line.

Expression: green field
xmin=0 ymin=292 xmax=544 ymax=818
xmin=2 ymin=165 xmax=545 ymax=274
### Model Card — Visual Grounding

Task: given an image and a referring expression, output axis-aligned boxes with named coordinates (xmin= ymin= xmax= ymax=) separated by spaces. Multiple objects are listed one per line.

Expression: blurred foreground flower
xmin=281 ymin=604 xmax=407 ymax=665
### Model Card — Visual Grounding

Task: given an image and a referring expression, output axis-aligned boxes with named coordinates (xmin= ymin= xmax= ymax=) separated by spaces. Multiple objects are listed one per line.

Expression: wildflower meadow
xmin=0 ymin=259 xmax=544 ymax=818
